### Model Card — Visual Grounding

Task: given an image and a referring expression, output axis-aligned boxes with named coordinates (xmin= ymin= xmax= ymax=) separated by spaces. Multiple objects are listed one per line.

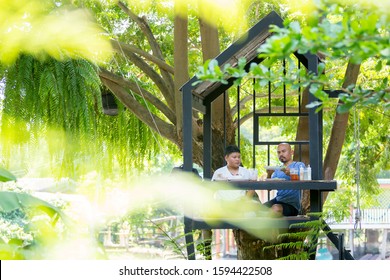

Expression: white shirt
xmin=211 ymin=166 xmax=250 ymax=201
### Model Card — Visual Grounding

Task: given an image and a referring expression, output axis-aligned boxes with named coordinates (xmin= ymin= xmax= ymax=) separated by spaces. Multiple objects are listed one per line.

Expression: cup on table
xmin=290 ymin=168 xmax=299 ymax=181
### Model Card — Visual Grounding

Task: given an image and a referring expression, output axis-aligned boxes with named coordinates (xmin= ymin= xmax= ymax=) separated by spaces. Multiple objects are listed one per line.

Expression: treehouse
xmin=180 ymin=11 xmax=352 ymax=260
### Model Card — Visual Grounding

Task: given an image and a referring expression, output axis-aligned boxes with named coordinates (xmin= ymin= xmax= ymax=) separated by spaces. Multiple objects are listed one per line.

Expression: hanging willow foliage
xmin=1 ymin=55 xmax=178 ymax=180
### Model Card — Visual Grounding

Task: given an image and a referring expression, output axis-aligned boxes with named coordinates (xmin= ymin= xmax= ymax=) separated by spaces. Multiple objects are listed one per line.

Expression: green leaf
xmin=0 ymin=191 xmax=68 ymax=224
xmin=306 ymin=101 xmax=322 ymax=109
xmin=309 ymin=83 xmax=322 ymax=95
xmin=0 ymin=168 xmax=17 ymax=182
xmin=289 ymin=21 xmax=301 ymax=34
xmin=317 ymin=63 xmax=326 ymax=75
xmin=375 ymin=60 xmax=383 ymax=72
xmin=237 ymin=57 xmax=247 ymax=69
xmin=337 ymin=102 xmax=355 ymax=114
xmin=380 ymin=47 xmax=390 ymax=58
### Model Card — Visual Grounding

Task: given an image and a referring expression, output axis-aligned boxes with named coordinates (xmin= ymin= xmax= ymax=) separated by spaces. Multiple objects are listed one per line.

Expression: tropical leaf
xmin=0 ymin=168 xmax=17 ymax=182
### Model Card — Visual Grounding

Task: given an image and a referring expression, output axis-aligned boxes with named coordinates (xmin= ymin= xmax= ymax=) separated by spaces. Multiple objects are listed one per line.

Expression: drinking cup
xmin=290 ymin=168 xmax=299 ymax=181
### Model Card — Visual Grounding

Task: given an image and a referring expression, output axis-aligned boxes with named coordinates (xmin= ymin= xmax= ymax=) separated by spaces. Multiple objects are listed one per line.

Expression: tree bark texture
xmin=233 ymin=228 xmax=306 ymax=260
xmin=173 ymin=5 xmax=189 ymax=144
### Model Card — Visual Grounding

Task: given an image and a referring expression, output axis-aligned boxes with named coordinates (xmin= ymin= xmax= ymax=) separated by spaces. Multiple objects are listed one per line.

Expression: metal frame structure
xmin=182 ymin=11 xmax=322 ymax=181
xmin=180 ymin=11 xmax=352 ymax=260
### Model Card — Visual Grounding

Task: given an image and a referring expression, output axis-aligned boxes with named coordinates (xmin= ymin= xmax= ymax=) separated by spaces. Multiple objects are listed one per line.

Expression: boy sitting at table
xmin=212 ymin=145 xmax=257 ymax=201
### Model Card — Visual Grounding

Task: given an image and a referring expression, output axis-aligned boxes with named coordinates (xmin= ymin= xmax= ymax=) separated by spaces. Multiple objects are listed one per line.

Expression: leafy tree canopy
xmin=0 ymin=0 xmax=112 ymax=65
xmin=196 ymin=0 xmax=389 ymax=112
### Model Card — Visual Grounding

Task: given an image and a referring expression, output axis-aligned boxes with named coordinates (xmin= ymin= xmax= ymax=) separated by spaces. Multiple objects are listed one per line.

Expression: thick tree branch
xmin=118 ymin=1 xmax=164 ymax=60
xmin=117 ymin=1 xmax=175 ymax=109
xmin=111 ymin=40 xmax=174 ymax=74
xmin=99 ymin=68 xmax=176 ymax=124
xmin=231 ymin=91 xmax=301 ymax=119
xmin=115 ymin=48 xmax=175 ymax=110
xmin=234 ymin=106 xmax=317 ymax=128
xmin=323 ymin=62 xmax=361 ymax=180
xmin=101 ymin=77 xmax=178 ymax=144
xmin=231 ymin=95 xmax=252 ymax=116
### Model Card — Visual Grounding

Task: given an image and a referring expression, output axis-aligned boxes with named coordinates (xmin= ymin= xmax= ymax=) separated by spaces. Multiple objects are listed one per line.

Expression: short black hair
xmin=225 ymin=145 xmax=240 ymax=156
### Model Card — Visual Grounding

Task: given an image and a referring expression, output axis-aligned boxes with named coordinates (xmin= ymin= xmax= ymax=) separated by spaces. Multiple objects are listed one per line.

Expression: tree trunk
xmin=199 ymin=17 xmax=235 ymax=171
xmin=323 ymin=63 xmax=361 ymax=180
xmin=173 ymin=3 xmax=189 ymax=143
xmin=233 ymin=229 xmax=277 ymax=259
xmin=322 ymin=63 xmax=361 ymax=202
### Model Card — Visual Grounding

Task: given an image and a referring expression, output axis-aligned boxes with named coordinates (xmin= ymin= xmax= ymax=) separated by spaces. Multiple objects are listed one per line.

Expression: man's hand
xmin=266 ymin=169 xmax=274 ymax=178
